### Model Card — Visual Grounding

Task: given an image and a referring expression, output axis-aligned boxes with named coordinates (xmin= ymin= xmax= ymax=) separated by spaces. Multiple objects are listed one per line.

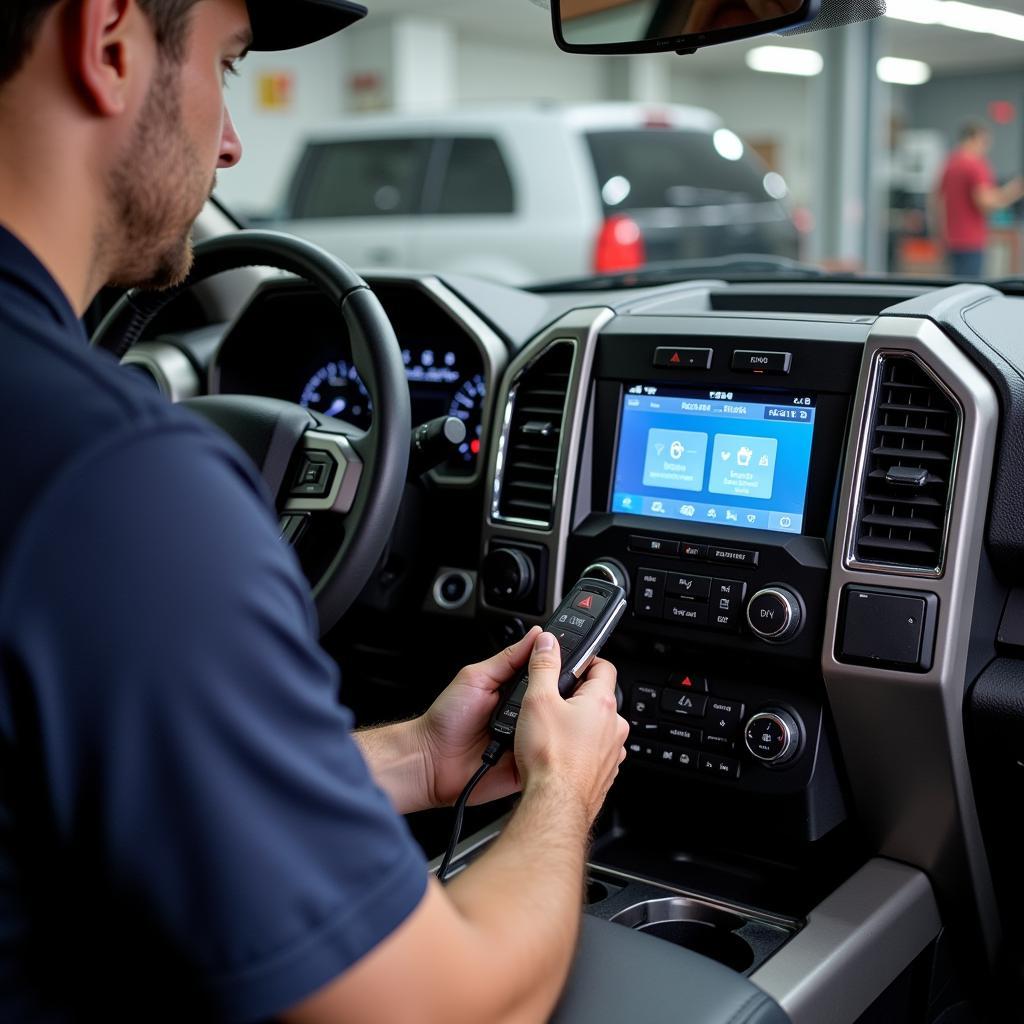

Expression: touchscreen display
xmin=611 ymin=385 xmax=817 ymax=534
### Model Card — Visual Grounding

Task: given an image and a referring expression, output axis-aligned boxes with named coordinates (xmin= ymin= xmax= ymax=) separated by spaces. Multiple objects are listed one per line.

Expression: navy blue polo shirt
xmin=0 ymin=225 xmax=427 ymax=1022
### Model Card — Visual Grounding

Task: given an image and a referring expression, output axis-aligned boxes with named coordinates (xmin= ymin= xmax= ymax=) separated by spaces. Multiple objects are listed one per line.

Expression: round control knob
xmin=746 ymin=586 xmax=803 ymax=643
xmin=744 ymin=708 xmax=801 ymax=765
xmin=581 ymin=559 xmax=628 ymax=593
xmin=482 ymin=547 xmax=535 ymax=604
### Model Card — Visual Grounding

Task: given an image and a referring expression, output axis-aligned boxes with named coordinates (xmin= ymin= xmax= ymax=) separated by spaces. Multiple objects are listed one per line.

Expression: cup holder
xmin=585 ymin=879 xmax=611 ymax=905
xmin=610 ymin=898 xmax=755 ymax=973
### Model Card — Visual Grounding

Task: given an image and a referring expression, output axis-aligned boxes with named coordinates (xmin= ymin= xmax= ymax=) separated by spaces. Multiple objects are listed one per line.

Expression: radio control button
xmin=664 ymin=600 xmax=709 ymax=626
xmin=665 ymin=574 xmax=712 ymax=600
xmin=661 ymin=691 xmax=708 ymax=718
xmin=629 ymin=535 xmax=679 ymax=556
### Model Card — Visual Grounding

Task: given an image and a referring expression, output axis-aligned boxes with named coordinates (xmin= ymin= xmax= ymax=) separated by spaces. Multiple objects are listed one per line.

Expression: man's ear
xmin=69 ymin=0 xmax=150 ymax=117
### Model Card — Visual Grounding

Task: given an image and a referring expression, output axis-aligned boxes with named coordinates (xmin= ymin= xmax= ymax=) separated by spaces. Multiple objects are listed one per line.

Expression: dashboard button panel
xmin=731 ymin=350 xmax=792 ymax=374
xmin=653 ymin=346 xmax=714 ymax=370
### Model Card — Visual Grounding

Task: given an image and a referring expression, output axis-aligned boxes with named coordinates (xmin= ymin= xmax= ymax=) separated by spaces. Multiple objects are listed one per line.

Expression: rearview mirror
xmin=550 ymin=0 xmax=820 ymax=54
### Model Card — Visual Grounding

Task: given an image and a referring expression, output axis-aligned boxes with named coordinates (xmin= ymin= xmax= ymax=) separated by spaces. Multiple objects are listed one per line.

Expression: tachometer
xmin=299 ymin=359 xmax=372 ymax=429
xmin=447 ymin=373 xmax=486 ymax=465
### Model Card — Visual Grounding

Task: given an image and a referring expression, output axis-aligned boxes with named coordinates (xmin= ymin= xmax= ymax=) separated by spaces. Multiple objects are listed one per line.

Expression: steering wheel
xmin=92 ymin=230 xmax=411 ymax=636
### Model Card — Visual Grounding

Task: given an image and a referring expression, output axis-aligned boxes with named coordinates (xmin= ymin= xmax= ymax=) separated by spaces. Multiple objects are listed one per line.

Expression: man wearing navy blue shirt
xmin=0 ymin=2 xmax=628 ymax=1022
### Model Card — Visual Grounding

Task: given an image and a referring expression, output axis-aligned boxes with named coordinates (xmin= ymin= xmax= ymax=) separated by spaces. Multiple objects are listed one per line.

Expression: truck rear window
xmin=586 ymin=130 xmax=769 ymax=211
xmin=291 ymin=138 xmax=432 ymax=219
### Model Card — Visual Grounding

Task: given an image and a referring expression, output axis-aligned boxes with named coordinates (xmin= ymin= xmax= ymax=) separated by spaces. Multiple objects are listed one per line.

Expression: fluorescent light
xmin=713 ymin=128 xmax=745 ymax=162
xmin=745 ymin=46 xmax=824 ymax=77
xmin=877 ymin=57 xmax=932 ymax=84
xmin=886 ymin=0 xmax=1024 ymax=41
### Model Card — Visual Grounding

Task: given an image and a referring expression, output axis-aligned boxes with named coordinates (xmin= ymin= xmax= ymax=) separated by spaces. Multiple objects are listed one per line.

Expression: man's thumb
xmin=526 ymin=632 xmax=561 ymax=696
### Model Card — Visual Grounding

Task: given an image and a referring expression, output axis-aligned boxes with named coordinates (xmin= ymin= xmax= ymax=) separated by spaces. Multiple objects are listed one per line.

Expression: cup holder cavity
xmin=585 ymin=879 xmax=611 ymax=905
xmin=610 ymin=898 xmax=755 ymax=972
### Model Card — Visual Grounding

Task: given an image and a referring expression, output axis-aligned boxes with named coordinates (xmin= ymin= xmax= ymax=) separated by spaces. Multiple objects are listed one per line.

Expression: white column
xmin=606 ymin=54 xmax=672 ymax=102
xmin=343 ymin=17 xmax=456 ymax=113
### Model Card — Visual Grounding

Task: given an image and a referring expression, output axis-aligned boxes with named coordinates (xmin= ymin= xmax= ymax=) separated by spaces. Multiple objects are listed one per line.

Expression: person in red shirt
xmin=936 ymin=121 xmax=1024 ymax=277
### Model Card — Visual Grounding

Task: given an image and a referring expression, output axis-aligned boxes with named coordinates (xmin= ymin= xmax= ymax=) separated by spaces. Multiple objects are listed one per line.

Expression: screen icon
xmin=651 ymin=500 xmax=665 ymax=513
xmin=725 ymin=510 xmax=738 ymax=522
xmin=680 ymin=504 xmax=695 ymax=517
xmin=779 ymin=515 xmax=792 ymax=528
xmin=706 ymin=508 xmax=717 ymax=519
xmin=746 ymin=513 xmax=757 ymax=524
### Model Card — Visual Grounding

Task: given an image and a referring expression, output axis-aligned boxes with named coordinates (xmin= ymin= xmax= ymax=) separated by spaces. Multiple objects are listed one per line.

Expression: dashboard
xmin=126 ymin=259 xmax=1024 ymax=1020
xmin=211 ymin=279 xmax=498 ymax=479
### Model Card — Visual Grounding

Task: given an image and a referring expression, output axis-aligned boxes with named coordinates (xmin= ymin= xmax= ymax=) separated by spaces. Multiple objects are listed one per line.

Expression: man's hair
xmin=960 ymin=120 xmax=990 ymax=143
xmin=0 ymin=0 xmax=202 ymax=86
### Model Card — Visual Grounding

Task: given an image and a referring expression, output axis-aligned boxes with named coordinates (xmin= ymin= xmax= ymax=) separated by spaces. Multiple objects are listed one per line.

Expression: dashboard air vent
xmin=852 ymin=354 xmax=959 ymax=572
xmin=496 ymin=341 xmax=575 ymax=527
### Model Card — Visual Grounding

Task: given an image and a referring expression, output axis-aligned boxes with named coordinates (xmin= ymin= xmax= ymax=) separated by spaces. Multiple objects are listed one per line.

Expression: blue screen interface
xmin=611 ymin=385 xmax=817 ymax=535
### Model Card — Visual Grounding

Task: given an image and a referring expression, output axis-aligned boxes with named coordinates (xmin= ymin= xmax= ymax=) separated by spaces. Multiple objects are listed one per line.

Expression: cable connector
xmin=481 ymin=737 xmax=507 ymax=767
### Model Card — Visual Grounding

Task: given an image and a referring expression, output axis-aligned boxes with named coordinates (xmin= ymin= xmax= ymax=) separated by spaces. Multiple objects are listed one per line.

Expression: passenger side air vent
xmin=496 ymin=341 xmax=575 ymax=527
xmin=852 ymin=354 xmax=960 ymax=573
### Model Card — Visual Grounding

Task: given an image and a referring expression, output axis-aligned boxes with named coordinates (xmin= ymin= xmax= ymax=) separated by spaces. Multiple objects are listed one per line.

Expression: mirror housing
xmin=549 ymin=0 xmax=820 ymax=54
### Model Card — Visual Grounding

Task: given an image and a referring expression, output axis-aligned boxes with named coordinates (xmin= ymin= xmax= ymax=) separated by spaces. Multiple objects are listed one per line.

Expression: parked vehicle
xmin=270 ymin=102 xmax=800 ymax=285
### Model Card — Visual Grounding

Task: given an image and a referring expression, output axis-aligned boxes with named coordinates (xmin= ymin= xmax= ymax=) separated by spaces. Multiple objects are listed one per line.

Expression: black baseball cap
xmin=246 ymin=0 xmax=368 ymax=52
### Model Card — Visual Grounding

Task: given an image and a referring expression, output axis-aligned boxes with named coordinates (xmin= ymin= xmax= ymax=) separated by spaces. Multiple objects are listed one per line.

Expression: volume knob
xmin=746 ymin=586 xmax=803 ymax=643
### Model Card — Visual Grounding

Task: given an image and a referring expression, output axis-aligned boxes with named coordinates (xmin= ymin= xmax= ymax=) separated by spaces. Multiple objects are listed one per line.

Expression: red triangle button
xmin=670 ymin=352 xmax=681 ymax=364
xmin=577 ymin=594 xmax=594 ymax=610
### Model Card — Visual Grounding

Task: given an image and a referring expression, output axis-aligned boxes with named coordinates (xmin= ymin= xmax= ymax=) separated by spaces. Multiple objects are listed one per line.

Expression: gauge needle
xmin=326 ymin=398 xmax=347 ymax=417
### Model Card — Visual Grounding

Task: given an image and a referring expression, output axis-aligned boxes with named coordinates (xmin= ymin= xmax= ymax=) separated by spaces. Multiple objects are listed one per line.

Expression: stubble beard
xmin=105 ymin=58 xmax=216 ymax=292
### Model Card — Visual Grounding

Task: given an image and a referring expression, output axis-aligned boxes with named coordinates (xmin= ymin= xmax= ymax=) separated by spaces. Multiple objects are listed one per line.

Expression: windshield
xmin=217 ymin=1 xmax=1024 ymax=288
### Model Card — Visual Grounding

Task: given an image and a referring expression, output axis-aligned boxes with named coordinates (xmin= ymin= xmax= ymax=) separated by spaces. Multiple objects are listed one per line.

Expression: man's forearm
xmin=353 ymin=720 xmax=434 ymax=815
xmin=445 ymin=776 xmax=591 ymax=1023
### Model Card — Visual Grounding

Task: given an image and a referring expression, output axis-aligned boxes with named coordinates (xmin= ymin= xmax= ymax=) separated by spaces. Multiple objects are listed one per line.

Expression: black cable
xmin=437 ymin=739 xmax=507 ymax=883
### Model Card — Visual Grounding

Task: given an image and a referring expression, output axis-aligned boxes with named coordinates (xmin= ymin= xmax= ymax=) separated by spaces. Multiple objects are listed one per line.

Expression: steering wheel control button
xmin=838 ymin=586 xmax=938 ymax=672
xmin=629 ymin=535 xmax=679 ymax=556
xmin=744 ymin=709 xmax=801 ymax=764
xmin=665 ymin=672 xmax=708 ymax=693
xmin=665 ymin=573 xmax=712 ymax=600
xmin=665 ymin=599 xmax=709 ymax=627
xmin=708 ymin=545 xmax=759 ymax=568
xmin=629 ymin=684 xmax=660 ymax=718
xmin=653 ymin=346 xmax=713 ymax=370
xmin=747 ymin=587 xmax=803 ymax=643
xmin=661 ymin=690 xmax=708 ymax=719
xmin=291 ymin=452 xmax=335 ymax=497
xmin=731 ymin=350 xmax=793 ymax=375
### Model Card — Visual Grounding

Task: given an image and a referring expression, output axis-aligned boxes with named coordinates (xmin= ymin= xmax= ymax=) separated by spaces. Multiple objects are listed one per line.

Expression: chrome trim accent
xmin=490 ymin=337 xmax=577 ymax=527
xmin=284 ymin=431 xmax=362 ymax=514
xmin=431 ymin=569 xmax=475 ymax=611
xmin=569 ymin=598 xmax=627 ymax=678
xmin=581 ymin=561 xmax=627 ymax=589
xmin=121 ymin=342 xmax=200 ymax=402
xmin=481 ymin=308 xmax=615 ymax=621
xmin=823 ymin=315 xmax=1001 ymax=964
xmin=751 ymin=858 xmax=941 ymax=1024
xmin=744 ymin=712 xmax=795 ymax=764
xmin=843 ymin=350 xmax=964 ymax=578
xmin=745 ymin=587 xmax=793 ymax=640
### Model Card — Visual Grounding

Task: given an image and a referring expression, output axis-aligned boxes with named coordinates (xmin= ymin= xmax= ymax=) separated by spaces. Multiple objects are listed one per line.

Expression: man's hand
xmin=514 ymin=633 xmax=628 ymax=824
xmin=416 ymin=627 xmax=542 ymax=807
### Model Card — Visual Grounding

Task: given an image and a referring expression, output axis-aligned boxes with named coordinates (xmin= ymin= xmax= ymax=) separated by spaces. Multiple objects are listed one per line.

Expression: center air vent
xmin=851 ymin=354 xmax=960 ymax=573
xmin=496 ymin=341 xmax=575 ymax=527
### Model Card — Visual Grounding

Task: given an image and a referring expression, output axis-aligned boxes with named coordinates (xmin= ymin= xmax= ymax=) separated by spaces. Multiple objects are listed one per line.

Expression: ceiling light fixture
xmin=745 ymin=45 xmax=824 ymax=76
xmin=877 ymin=56 xmax=933 ymax=83
xmin=886 ymin=0 xmax=1024 ymax=42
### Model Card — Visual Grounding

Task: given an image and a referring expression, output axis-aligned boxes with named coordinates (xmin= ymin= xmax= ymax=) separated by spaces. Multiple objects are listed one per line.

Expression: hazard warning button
xmin=653 ymin=347 xmax=713 ymax=371
xmin=665 ymin=672 xmax=709 ymax=694
xmin=571 ymin=590 xmax=608 ymax=616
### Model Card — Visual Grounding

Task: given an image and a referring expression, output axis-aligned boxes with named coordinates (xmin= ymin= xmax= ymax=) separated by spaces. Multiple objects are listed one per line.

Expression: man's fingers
xmin=570 ymin=657 xmax=618 ymax=701
xmin=525 ymin=632 xmax=562 ymax=698
xmin=465 ymin=626 xmax=542 ymax=689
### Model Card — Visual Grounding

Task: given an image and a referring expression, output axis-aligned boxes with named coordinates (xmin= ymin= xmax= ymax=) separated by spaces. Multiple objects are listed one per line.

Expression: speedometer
xmin=448 ymin=373 xmax=486 ymax=465
xmin=299 ymin=359 xmax=372 ymax=429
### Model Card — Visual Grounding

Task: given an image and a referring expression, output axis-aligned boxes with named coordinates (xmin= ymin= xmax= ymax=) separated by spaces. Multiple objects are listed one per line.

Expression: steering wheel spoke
xmin=91 ymin=230 xmax=411 ymax=635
